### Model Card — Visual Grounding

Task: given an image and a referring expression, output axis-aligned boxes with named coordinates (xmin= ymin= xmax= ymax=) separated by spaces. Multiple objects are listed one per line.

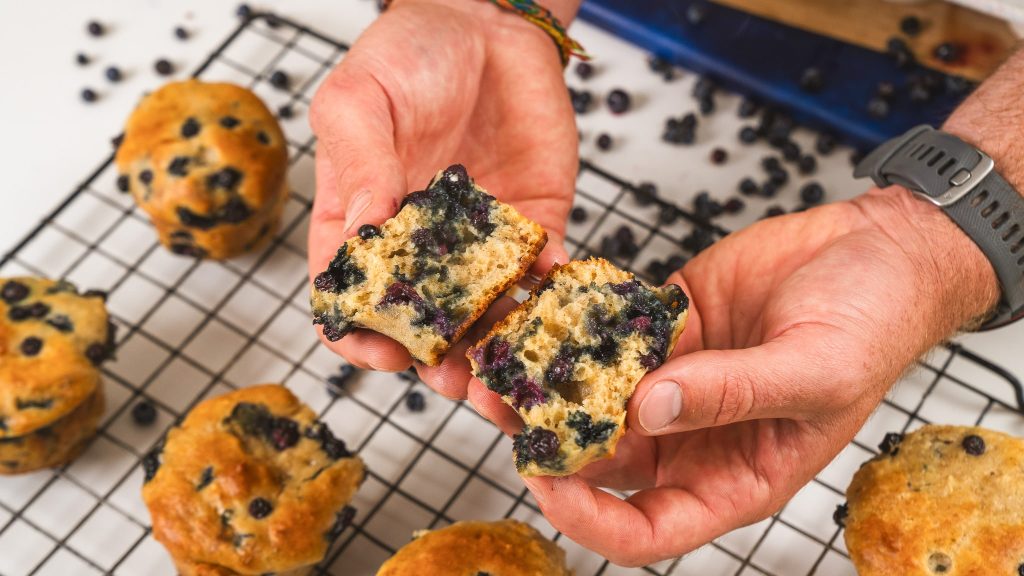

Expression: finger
xmin=522 ymin=476 xmax=740 ymax=567
xmin=530 ymin=234 xmax=569 ymax=278
xmin=327 ymin=329 xmax=412 ymax=373
xmin=572 ymin=430 xmax=658 ymax=491
xmin=627 ymin=325 xmax=853 ymax=435
xmin=468 ymin=378 xmax=522 ymax=436
xmin=417 ymin=296 xmax=520 ymax=400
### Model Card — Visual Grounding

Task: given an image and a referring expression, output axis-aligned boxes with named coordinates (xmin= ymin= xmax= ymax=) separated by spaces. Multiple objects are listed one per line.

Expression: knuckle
xmin=713 ymin=368 xmax=758 ymax=425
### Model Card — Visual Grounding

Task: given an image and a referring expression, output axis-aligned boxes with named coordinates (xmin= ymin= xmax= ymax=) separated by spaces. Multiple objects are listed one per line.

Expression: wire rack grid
xmin=0 ymin=11 xmax=1022 ymax=576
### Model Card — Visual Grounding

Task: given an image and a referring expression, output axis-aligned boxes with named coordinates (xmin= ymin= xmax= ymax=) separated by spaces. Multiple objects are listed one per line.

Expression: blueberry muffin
xmin=115 ymin=80 xmax=288 ymax=260
xmin=0 ymin=277 xmax=114 ymax=474
xmin=467 ymin=258 xmax=688 ymax=477
xmin=843 ymin=425 xmax=1024 ymax=575
xmin=376 ymin=520 xmax=571 ymax=576
xmin=311 ymin=164 xmax=547 ymax=366
xmin=142 ymin=385 xmax=365 ymax=576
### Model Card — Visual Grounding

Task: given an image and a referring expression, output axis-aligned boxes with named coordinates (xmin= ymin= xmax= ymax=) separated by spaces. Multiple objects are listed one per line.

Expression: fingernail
xmin=343 ymin=189 xmax=373 ymax=233
xmin=639 ymin=381 xmax=682 ymax=432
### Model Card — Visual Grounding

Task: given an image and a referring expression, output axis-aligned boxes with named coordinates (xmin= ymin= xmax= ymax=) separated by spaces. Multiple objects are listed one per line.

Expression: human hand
xmin=308 ymin=0 xmax=579 ymax=378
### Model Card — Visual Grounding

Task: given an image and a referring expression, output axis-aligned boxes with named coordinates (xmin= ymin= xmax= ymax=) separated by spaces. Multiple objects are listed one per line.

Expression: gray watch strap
xmin=854 ymin=125 xmax=1024 ymax=329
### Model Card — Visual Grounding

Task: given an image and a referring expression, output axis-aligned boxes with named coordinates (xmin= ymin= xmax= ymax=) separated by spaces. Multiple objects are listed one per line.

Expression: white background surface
xmin=0 ymin=2 xmax=1023 ymax=575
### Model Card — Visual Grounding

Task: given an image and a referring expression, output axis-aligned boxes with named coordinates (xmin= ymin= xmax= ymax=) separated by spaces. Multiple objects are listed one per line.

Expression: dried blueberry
xmin=167 ymin=156 xmax=190 ymax=177
xmin=1 ymin=281 xmax=29 ymax=304
xmin=269 ymin=70 xmax=290 ymax=90
xmin=570 ymin=206 xmax=587 ymax=223
xmin=219 ymin=116 xmax=240 ymax=129
xmin=698 ymin=95 xmax=714 ymax=115
xmin=692 ymin=76 xmax=716 ymax=100
xmin=177 ymin=207 xmax=217 ymax=230
xmin=116 ymin=174 xmax=130 ymax=192
xmin=81 ymin=88 xmax=98 ymax=103
xmin=900 ymin=15 xmax=922 ymax=36
xmin=181 ymin=117 xmax=200 ymax=138
xmin=768 ymin=167 xmax=789 ymax=187
xmin=19 ymin=336 xmax=42 ymax=357
xmin=780 ymin=141 xmax=800 ymax=162
xmin=574 ymin=61 xmax=593 ymax=80
xmin=738 ymin=126 xmax=757 ymax=144
xmin=236 ymin=3 xmax=252 ymax=18
xmin=105 ymin=66 xmax=122 ymax=83
xmin=132 ymin=401 xmax=157 ymax=425
xmin=596 ymin=133 xmax=612 ymax=151
xmin=878 ymin=432 xmax=903 ymax=456
xmin=962 ymin=434 xmax=985 ymax=456
xmin=379 ymin=281 xmax=423 ymax=308
xmin=639 ymin=351 xmax=662 ymax=370
xmin=358 ymin=224 xmax=381 ymax=240
xmin=606 ymin=89 xmax=631 ymax=114
xmin=86 ymin=21 xmax=105 ymax=37
xmin=800 ymin=182 xmax=825 ymax=205
xmin=405 ymin=391 xmax=426 ymax=412
xmin=710 ymin=148 xmax=727 ymax=165
xmin=248 ymin=498 xmax=273 ymax=519
xmin=154 ymin=59 xmax=174 ymax=76
xmin=833 ymin=503 xmax=848 ymax=528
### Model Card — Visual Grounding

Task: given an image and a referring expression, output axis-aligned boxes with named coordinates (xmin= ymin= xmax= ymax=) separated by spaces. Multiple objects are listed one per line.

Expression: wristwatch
xmin=854 ymin=125 xmax=1024 ymax=329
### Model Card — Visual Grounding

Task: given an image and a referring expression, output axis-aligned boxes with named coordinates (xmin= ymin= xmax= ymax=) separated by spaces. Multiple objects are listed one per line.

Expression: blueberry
xmin=1 ymin=281 xmax=29 ymax=304
xmin=833 ymin=503 xmax=848 ymax=528
xmin=667 ymin=254 xmax=687 ymax=269
xmin=116 ymin=174 xmax=130 ymax=192
xmin=738 ymin=126 xmax=757 ymax=144
xmin=278 ymin=104 xmax=294 ymax=119
xmin=878 ymin=432 xmax=903 ymax=455
xmin=20 ymin=337 xmax=43 ymax=357
xmin=692 ymin=76 xmax=716 ymax=100
xmin=28 ymin=302 xmax=49 ymax=318
xmin=220 ymin=197 xmax=251 ymax=224
xmin=154 ymin=59 xmax=174 ymax=76
xmin=139 ymin=169 xmax=153 ymax=185
xmin=177 ymin=207 xmax=217 ymax=230
xmin=111 ymin=133 xmax=124 ymax=148
xmin=174 ymin=26 xmax=189 ymax=40
xmin=269 ymin=70 xmax=290 ymax=90
xmin=723 ymin=197 xmax=745 ymax=213
xmin=236 ymin=4 xmax=252 ymax=18
xmin=815 ymin=132 xmax=837 ymax=155
xmin=764 ymin=205 xmax=785 ymax=218
xmin=798 ymin=154 xmax=817 ymax=175
xmin=945 ymin=75 xmax=974 ymax=96
xmin=933 ymin=42 xmax=962 ymax=63
xmin=270 ymin=418 xmax=300 ymax=450
xmin=86 ymin=21 xmax=105 ymax=37
xmin=167 ymin=156 xmax=190 ymax=177
xmin=737 ymin=97 xmax=759 ymax=118
xmin=710 ymin=148 xmax=727 ymax=165
xmin=664 ymin=118 xmax=695 ymax=144
xmin=875 ymin=81 xmax=896 ymax=101
xmin=768 ymin=167 xmax=788 ymax=186
xmin=405 ymin=391 xmax=426 ymax=412
xmin=81 ymin=88 xmax=98 ymax=103
xmin=606 ymin=89 xmax=631 ymax=114
xmin=104 ymin=66 xmax=122 ymax=83
xmin=219 ymin=116 xmax=240 ymax=129
xmin=76 ymin=52 xmax=90 ymax=66
xmin=659 ymin=204 xmax=678 ymax=225
xmin=207 ymin=167 xmax=242 ymax=190
xmin=86 ymin=342 xmax=110 ymax=365
xmin=633 ymin=182 xmax=657 ymax=206
xmin=698 ymin=95 xmax=714 ymax=115
xmin=685 ymin=2 xmax=707 ymax=25
xmin=738 ymin=178 xmax=758 ymax=196
xmin=46 ymin=315 xmax=73 ymax=332
xmin=358 ymin=224 xmax=381 ymax=240
xmin=566 ymin=411 xmax=616 ymax=448
xmin=574 ymin=61 xmax=593 ymax=80
xmin=596 ymin=133 xmax=612 ymax=151
xmin=962 ymin=434 xmax=985 ymax=456
xmin=800 ymin=182 xmax=825 ymax=205
xmin=900 ymin=15 xmax=922 ymax=36
xmin=693 ymin=191 xmax=722 ymax=219
xmin=799 ymin=67 xmax=823 ymax=92
xmin=908 ymin=82 xmax=932 ymax=103
xmin=378 ymin=281 xmax=423 ymax=307
xmin=569 ymin=88 xmax=592 ymax=114
xmin=760 ymin=181 xmax=778 ymax=198
xmin=132 ymin=401 xmax=157 ymax=425
xmin=142 ymin=450 xmax=161 ymax=482
xmin=327 ymin=364 xmax=357 ymax=393
xmin=181 ymin=117 xmax=200 ymax=138
xmin=780 ymin=141 xmax=800 ymax=162
xmin=257 ymin=131 xmax=271 ymax=145
xmin=514 ymin=427 xmax=560 ymax=467
xmin=266 ymin=14 xmax=282 ymax=28
xmin=886 ymin=37 xmax=915 ymax=69
xmin=248 ymin=497 xmax=273 ymax=519
xmin=325 ymin=506 xmax=357 ymax=541
xmin=867 ymin=96 xmax=890 ymax=119
xmin=570 ymin=206 xmax=587 ymax=223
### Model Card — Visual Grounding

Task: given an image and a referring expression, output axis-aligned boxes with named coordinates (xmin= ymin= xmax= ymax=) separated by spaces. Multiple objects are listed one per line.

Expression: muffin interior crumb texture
xmin=311 ymin=164 xmax=546 ymax=366
xmin=467 ymin=258 xmax=688 ymax=476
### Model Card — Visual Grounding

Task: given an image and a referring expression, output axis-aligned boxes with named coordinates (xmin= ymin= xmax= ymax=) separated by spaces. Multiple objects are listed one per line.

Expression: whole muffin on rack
xmin=467 ymin=258 xmax=688 ymax=477
xmin=142 ymin=384 xmax=365 ymax=576
xmin=0 ymin=277 xmax=114 ymax=474
xmin=115 ymin=79 xmax=289 ymax=260
xmin=843 ymin=425 xmax=1024 ymax=575
xmin=376 ymin=519 xmax=571 ymax=576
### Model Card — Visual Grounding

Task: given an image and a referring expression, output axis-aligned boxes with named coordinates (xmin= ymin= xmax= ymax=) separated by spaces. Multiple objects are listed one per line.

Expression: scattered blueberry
xmin=760 ymin=181 xmax=778 ymax=198
xmin=737 ymin=96 xmax=759 ymax=118
xmin=574 ymin=61 xmax=593 ymax=80
xmin=75 ymin=52 xmax=89 ymax=66
xmin=798 ymin=154 xmax=817 ymax=175
xmin=154 ymin=59 xmax=174 ymax=76
xmin=664 ymin=116 xmax=696 ymax=144
xmin=738 ymin=178 xmax=758 ymax=196
xmin=698 ymin=96 xmax=714 ymax=115
xmin=278 ymin=104 xmax=294 ymax=119
xmin=81 ymin=88 xmax=98 ymax=103
xmin=358 ymin=224 xmax=381 ymax=240
xmin=569 ymin=87 xmax=592 ymax=114
xmin=86 ymin=21 xmax=105 ymax=37
xmin=647 ymin=55 xmax=675 ymax=81
xmin=738 ymin=126 xmax=758 ymax=144
xmin=833 ymin=503 xmax=848 ymax=528
xmin=692 ymin=76 xmax=716 ymax=100
xmin=659 ymin=204 xmax=678 ymax=225
xmin=867 ymin=96 xmax=890 ymax=119
xmin=174 ymin=26 xmax=189 ymax=40
xmin=405 ymin=390 xmax=425 ymax=412
xmin=768 ymin=167 xmax=788 ymax=186
xmin=800 ymin=182 xmax=825 ymax=205
xmin=132 ymin=401 xmax=157 ymax=425
xmin=693 ymin=191 xmax=722 ymax=219
xmin=633 ymin=182 xmax=657 ymax=206
xmin=780 ymin=141 xmax=800 ymax=162
xmin=945 ymin=75 xmax=974 ymax=96
xmin=570 ymin=206 xmax=587 ymax=223
xmin=269 ymin=70 xmax=290 ymax=90
xmin=962 ymin=434 xmax=985 ymax=456
xmin=886 ymin=37 xmax=915 ymax=69
xmin=875 ymin=81 xmax=896 ymax=101
xmin=86 ymin=342 xmax=110 ymax=365
xmin=220 ymin=116 xmax=240 ymax=129
xmin=878 ymin=432 xmax=903 ymax=455
xmin=764 ymin=205 xmax=785 ymax=218
xmin=799 ymin=67 xmax=823 ymax=92
xmin=606 ymin=89 xmax=631 ymax=114
xmin=686 ymin=2 xmax=707 ymax=25
xmin=596 ymin=133 xmax=612 ymax=151
xmin=111 ymin=133 xmax=124 ymax=148
xmin=249 ymin=497 xmax=273 ymax=519
xmin=20 ymin=337 xmax=43 ymax=357
xmin=104 ymin=66 xmax=122 ymax=83
xmin=815 ymin=132 xmax=837 ymax=155
xmin=900 ymin=15 xmax=922 ymax=36
xmin=236 ymin=3 xmax=253 ymax=18
xmin=710 ymin=148 xmax=727 ymax=165
xmin=723 ymin=197 xmax=744 ymax=214
xmin=933 ymin=42 xmax=962 ymax=63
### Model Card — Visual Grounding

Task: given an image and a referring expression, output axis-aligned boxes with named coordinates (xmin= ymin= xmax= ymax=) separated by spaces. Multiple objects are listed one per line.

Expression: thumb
xmin=627 ymin=326 xmax=855 ymax=435
xmin=309 ymin=62 xmax=407 ymax=272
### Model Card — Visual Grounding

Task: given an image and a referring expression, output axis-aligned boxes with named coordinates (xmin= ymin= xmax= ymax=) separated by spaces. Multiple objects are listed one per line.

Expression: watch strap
xmin=855 ymin=125 xmax=1024 ymax=329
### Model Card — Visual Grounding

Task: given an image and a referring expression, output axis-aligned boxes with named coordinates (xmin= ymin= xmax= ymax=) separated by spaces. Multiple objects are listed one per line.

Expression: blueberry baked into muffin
xmin=375 ymin=520 xmax=571 ymax=576
xmin=142 ymin=384 xmax=364 ymax=576
xmin=115 ymin=79 xmax=288 ymax=260
xmin=0 ymin=277 xmax=114 ymax=474
xmin=311 ymin=164 xmax=547 ymax=366
xmin=843 ymin=425 xmax=1024 ymax=575
xmin=467 ymin=258 xmax=688 ymax=477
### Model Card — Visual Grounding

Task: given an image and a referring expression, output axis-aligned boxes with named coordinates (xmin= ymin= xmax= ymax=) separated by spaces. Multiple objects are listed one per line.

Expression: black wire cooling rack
xmin=1 ymin=11 xmax=1022 ymax=576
